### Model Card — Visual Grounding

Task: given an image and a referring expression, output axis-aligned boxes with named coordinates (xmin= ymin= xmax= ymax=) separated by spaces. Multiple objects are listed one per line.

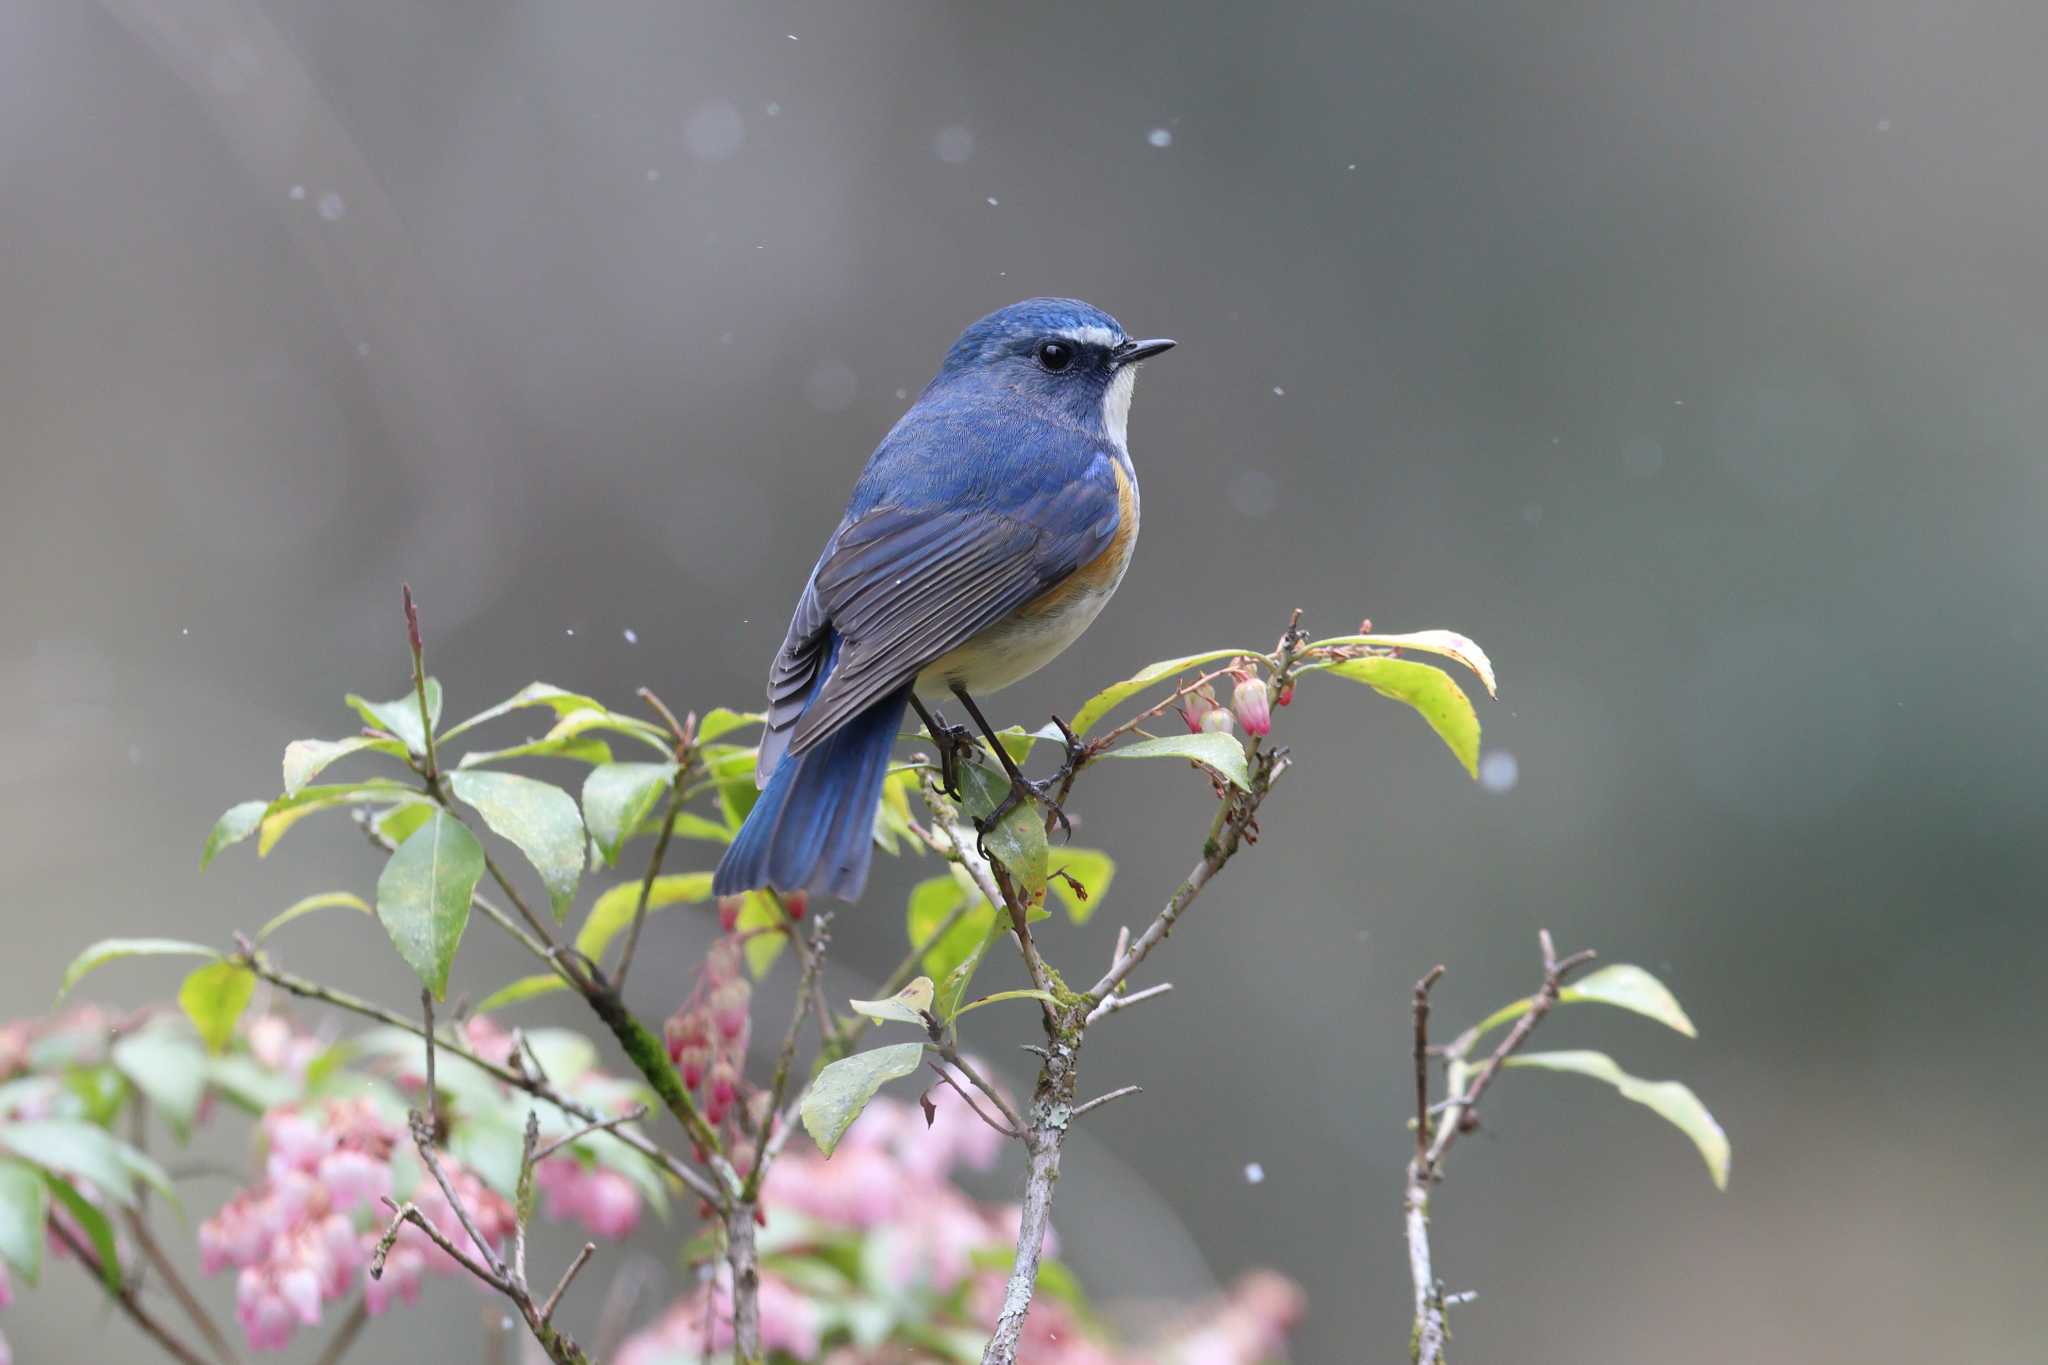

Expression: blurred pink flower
xmin=534 ymin=1157 xmax=642 ymax=1240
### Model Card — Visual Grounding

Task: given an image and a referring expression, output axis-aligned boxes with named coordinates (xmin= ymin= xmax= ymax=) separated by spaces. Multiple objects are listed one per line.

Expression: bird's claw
xmin=928 ymin=720 xmax=978 ymax=799
xmin=974 ymin=773 xmax=1070 ymax=858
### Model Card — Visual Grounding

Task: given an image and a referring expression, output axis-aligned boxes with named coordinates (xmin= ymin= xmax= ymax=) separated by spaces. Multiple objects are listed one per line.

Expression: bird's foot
xmin=929 ymin=720 xmax=979 ymax=799
xmin=976 ymin=772 xmax=1071 ymax=859
xmin=1045 ymin=713 xmax=1087 ymax=794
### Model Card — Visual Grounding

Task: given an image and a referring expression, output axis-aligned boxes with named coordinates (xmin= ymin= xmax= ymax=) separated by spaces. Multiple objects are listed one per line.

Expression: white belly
xmin=915 ymin=578 xmax=1123 ymax=698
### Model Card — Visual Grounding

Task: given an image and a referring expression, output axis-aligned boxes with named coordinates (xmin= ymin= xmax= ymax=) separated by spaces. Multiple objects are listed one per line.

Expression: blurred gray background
xmin=4 ymin=1 xmax=2044 ymax=1360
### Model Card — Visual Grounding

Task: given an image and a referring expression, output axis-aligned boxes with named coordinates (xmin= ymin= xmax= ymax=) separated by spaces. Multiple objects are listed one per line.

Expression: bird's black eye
xmin=1036 ymin=340 xmax=1074 ymax=372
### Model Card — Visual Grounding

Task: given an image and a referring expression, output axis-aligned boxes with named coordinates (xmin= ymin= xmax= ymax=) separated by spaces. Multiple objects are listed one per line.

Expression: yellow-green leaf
xmin=1047 ymin=848 xmax=1115 ymax=925
xmin=575 ymin=872 xmax=714 ymax=962
xmin=1307 ymin=630 xmax=1498 ymax=697
xmin=849 ymin=977 xmax=935 ymax=1027
xmin=956 ymin=763 xmax=1048 ymax=903
xmin=1505 ymin=1050 xmax=1730 ymax=1189
xmin=59 ymin=938 xmax=218 ymax=1001
xmin=345 ymin=679 xmax=442 ymax=756
xmin=179 ymin=961 xmax=256 ymax=1052
xmin=581 ymin=762 xmax=679 ymax=865
xmin=200 ymin=801 xmax=266 ymax=869
xmin=282 ymin=736 xmax=405 ymax=797
xmin=1323 ymin=656 xmax=1481 ymax=779
xmin=254 ymin=891 xmax=372 ymax=945
xmin=1071 ymin=649 xmax=1261 ymax=737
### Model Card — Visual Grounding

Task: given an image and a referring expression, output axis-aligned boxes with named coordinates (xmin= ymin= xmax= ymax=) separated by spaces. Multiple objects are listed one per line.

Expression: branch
xmin=125 ymin=1203 xmax=242 ymax=1365
xmin=618 ymin=695 xmax=695 ymax=987
xmin=741 ymin=907 xmax=833 ymax=1201
xmin=926 ymin=1061 xmax=1020 ymax=1139
xmin=239 ymin=950 xmax=723 ymax=1207
xmin=979 ymin=1028 xmax=1082 ymax=1365
xmin=1085 ymin=743 xmax=1285 ymax=1019
xmin=1404 ymin=933 xmax=1595 ymax=1364
xmin=49 ymin=1218 xmax=215 ymax=1365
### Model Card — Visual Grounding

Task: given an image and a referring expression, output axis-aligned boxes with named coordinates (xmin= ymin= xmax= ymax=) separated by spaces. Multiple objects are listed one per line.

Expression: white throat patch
xmin=1100 ymin=365 xmax=1137 ymax=450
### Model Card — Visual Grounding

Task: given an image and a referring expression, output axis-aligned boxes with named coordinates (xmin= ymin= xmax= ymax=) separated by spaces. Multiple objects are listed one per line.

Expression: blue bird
xmin=714 ymin=298 xmax=1175 ymax=901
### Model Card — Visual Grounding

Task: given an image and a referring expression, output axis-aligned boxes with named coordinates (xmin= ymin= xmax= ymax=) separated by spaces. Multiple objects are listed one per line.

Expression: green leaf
xmin=0 ymin=1120 xmax=143 ymax=1206
xmin=1505 ymin=1050 xmax=1730 ymax=1189
xmin=375 ymin=812 xmax=485 ymax=999
xmin=255 ymin=780 xmax=422 ymax=856
xmin=59 ymin=938 xmax=218 ymax=1000
xmin=44 ymin=1174 xmax=120 ymax=1292
xmin=206 ymin=1054 xmax=300 ymax=1112
xmin=955 ymin=763 xmax=1048 ymax=903
xmin=670 ymin=811 xmax=737 ymax=845
xmin=1323 ymin=656 xmax=1482 ymax=779
xmin=449 ymin=770 xmax=586 ymax=917
xmin=373 ymin=802 xmax=435 ymax=847
xmin=110 ymin=1028 xmax=208 ymax=1130
xmin=0 ymin=1161 xmax=46 ymax=1285
xmin=581 ymin=762 xmax=679 ymax=865
xmin=254 ymin=891 xmax=373 ymax=944
xmin=954 ymin=989 xmax=1058 ymax=1017
xmin=200 ymin=800 xmax=266 ymax=869
xmin=801 ymin=1043 xmax=927 ymax=1157
xmin=1306 ymin=629 xmax=1499 ymax=697
xmin=936 ymin=934 xmax=998 ymax=1024
xmin=575 ymin=872 xmax=714 ymax=962
xmin=345 ymin=678 xmax=443 ymax=756
xmin=1098 ymin=732 xmax=1252 ymax=790
xmin=1563 ymin=964 xmax=1698 ymax=1037
xmin=474 ymin=974 xmax=570 ymax=1013
xmin=178 ymin=961 xmax=256 ymax=1052
xmin=848 ymin=977 xmax=935 ymax=1027
xmin=456 ymin=735 xmax=617 ymax=769
xmin=1048 ymin=849 xmax=1115 ymax=925
xmin=704 ymin=745 xmax=761 ymax=830
xmin=543 ymin=708 xmax=673 ymax=756
xmin=439 ymin=682 xmax=606 ymax=745
xmin=282 ymin=735 xmax=406 ymax=797
xmin=906 ymin=874 xmax=991 ymax=980
xmin=737 ymin=891 xmax=789 ymax=978
xmin=1071 ymin=649 xmax=1261 ymax=737
xmin=698 ymin=708 xmax=766 ymax=743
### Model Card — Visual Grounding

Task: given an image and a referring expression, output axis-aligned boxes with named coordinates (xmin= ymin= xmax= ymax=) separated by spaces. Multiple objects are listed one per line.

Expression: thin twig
xmin=540 ymin=1243 xmax=597 ymax=1324
xmin=1070 ymin=1085 xmax=1142 ymax=1119
xmin=531 ymin=1105 xmax=651 ymax=1165
xmin=1089 ymin=981 xmax=1174 ymax=1020
xmin=420 ymin=988 xmax=439 ymax=1135
xmin=408 ymin=1111 xmax=507 ymax=1279
xmin=1412 ymin=966 xmax=1446 ymax=1165
xmin=927 ymin=1062 xmax=1020 ymax=1138
xmin=311 ymin=1295 xmax=368 ymax=1365
xmin=742 ymin=908 xmax=833 ymax=1200
xmin=50 ymin=1218 xmax=213 ymax=1365
xmin=238 ymin=953 xmax=726 ymax=1207
xmin=125 ymin=1204 xmax=242 ymax=1365
xmin=929 ymin=1041 xmax=1026 ymax=1136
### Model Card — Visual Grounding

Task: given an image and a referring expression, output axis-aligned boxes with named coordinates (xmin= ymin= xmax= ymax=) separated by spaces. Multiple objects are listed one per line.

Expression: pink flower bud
xmin=711 ymin=980 xmax=751 ymax=1044
xmin=1232 ymin=675 xmax=1272 ymax=736
xmin=706 ymin=937 xmax=744 ymax=986
xmin=1177 ymin=684 xmax=1223 ymax=734
xmin=1275 ymin=678 xmax=1295 ymax=707
xmin=705 ymin=1059 xmax=741 ymax=1124
xmin=1200 ymin=705 xmax=1236 ymax=736
xmin=782 ymin=889 xmax=808 ymax=921
xmin=717 ymin=896 xmax=743 ymax=933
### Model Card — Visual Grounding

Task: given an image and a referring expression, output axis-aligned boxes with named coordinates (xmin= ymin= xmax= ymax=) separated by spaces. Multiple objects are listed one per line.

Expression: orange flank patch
xmin=1020 ymin=459 xmax=1138 ymax=619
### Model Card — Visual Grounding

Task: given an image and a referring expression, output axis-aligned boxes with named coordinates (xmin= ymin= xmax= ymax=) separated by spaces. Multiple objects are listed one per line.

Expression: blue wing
xmin=755 ymin=407 xmax=1122 ymax=782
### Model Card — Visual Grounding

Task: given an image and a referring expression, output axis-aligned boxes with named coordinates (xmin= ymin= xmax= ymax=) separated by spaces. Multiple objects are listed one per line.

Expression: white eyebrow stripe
xmin=1057 ymin=325 xmax=1121 ymax=349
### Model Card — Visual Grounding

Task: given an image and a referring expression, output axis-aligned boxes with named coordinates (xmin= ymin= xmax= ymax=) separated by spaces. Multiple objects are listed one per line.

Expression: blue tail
xmin=714 ymin=683 xmax=909 ymax=902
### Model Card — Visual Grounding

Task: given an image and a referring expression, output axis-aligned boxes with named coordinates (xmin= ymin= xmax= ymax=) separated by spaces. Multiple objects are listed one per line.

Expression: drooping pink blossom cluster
xmin=616 ymin=1081 xmax=1302 ymax=1364
xmin=199 ymin=1097 xmax=410 ymax=1350
xmin=664 ymin=931 xmax=756 ymax=1126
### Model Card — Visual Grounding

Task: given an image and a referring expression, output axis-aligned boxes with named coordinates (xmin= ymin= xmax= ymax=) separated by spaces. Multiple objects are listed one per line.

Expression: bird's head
xmin=933 ymin=297 xmax=1175 ymax=446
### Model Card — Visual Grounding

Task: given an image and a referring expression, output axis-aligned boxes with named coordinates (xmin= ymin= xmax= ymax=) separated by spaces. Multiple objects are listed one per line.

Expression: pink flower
xmin=1231 ymin=675 xmax=1271 ymax=737
xmin=616 ymin=1269 xmax=822 ymax=1365
xmin=534 ymin=1157 xmax=642 ymax=1240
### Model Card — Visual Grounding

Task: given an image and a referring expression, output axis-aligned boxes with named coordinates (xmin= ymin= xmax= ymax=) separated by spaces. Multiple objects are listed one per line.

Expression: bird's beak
xmin=1114 ymin=338 xmax=1177 ymax=365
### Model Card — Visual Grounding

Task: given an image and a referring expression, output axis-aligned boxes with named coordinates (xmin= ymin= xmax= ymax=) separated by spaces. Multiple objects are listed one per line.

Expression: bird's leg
xmin=949 ymin=684 xmax=1073 ymax=850
xmin=909 ymin=694 xmax=975 ymax=799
